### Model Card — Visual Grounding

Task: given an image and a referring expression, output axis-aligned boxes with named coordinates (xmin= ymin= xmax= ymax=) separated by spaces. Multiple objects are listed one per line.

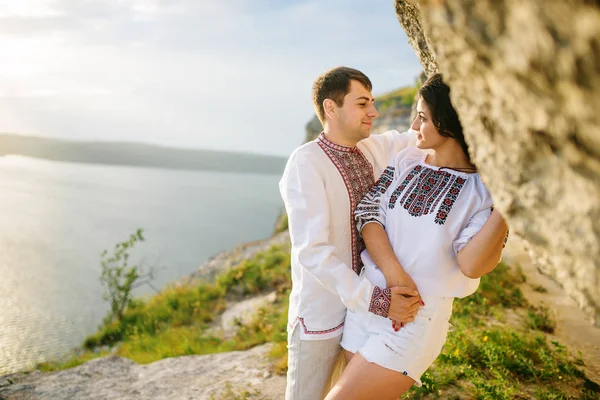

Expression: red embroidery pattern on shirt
xmin=290 ymin=317 xmax=345 ymax=335
xmin=317 ymin=133 xmax=374 ymax=275
xmin=369 ymin=286 xmax=391 ymax=318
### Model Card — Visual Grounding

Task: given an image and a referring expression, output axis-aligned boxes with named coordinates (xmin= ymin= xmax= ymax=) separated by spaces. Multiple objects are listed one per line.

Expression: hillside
xmin=1 ymin=235 xmax=598 ymax=399
xmin=0 ymin=134 xmax=286 ymax=175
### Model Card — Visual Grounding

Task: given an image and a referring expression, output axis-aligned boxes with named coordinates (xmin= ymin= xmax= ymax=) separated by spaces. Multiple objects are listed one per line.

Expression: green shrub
xmin=527 ymin=305 xmax=557 ymax=333
xmin=100 ymin=229 xmax=155 ymax=324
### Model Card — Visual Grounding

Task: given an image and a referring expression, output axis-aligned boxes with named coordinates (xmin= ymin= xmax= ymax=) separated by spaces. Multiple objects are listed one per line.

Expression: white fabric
xmin=355 ymin=146 xmax=494 ymax=298
xmin=279 ymin=130 xmax=416 ymax=340
xmin=341 ymin=294 xmax=453 ymax=387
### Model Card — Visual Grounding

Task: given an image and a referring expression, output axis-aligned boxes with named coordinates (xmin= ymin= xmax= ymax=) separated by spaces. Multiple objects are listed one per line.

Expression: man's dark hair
xmin=419 ymin=73 xmax=472 ymax=162
xmin=312 ymin=67 xmax=372 ymax=125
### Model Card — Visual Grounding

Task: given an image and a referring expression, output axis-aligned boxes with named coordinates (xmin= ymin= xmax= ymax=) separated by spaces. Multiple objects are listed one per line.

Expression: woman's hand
xmin=382 ymin=268 xmax=423 ymax=331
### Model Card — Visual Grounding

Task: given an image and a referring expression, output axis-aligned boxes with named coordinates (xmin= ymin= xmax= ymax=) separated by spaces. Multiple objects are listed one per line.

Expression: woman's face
xmin=411 ymin=97 xmax=446 ymax=150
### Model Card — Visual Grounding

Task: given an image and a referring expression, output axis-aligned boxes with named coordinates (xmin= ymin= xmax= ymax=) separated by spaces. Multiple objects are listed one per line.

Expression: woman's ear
xmin=323 ymin=99 xmax=337 ymax=121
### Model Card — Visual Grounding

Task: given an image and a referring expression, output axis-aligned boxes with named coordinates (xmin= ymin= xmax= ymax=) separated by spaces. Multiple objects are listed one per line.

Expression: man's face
xmin=411 ymin=97 xmax=447 ymax=150
xmin=335 ymin=80 xmax=379 ymax=143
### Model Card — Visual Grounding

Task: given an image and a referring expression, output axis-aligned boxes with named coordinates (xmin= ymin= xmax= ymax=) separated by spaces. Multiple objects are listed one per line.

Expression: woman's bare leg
xmin=324 ymin=352 xmax=414 ymax=400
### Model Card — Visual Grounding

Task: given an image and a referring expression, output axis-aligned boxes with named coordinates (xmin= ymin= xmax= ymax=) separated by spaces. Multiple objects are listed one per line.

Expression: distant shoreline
xmin=0 ymin=134 xmax=287 ymax=176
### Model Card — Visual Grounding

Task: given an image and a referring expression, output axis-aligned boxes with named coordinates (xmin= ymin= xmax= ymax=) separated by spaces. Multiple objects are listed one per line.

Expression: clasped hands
xmin=384 ymin=270 xmax=423 ymax=331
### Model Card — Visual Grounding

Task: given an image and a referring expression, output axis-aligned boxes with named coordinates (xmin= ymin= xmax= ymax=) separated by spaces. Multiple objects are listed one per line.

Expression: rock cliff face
xmin=395 ymin=0 xmax=600 ymax=325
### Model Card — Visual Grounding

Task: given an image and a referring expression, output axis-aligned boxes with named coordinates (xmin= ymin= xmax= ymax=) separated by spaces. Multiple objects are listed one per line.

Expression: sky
xmin=0 ymin=0 xmax=422 ymax=156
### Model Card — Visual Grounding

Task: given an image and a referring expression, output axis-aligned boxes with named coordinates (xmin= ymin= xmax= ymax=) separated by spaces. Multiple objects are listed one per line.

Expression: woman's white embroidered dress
xmin=355 ymin=147 xmax=494 ymax=297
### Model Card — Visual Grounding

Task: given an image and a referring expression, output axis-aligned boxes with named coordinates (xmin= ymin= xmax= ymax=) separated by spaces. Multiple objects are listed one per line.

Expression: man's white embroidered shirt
xmin=279 ymin=130 xmax=415 ymax=340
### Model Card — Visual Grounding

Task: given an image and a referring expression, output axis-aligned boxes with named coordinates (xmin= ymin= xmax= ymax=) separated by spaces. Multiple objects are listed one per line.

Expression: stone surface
xmin=395 ymin=0 xmax=600 ymax=325
xmin=221 ymin=291 xmax=277 ymax=333
xmin=0 ymin=344 xmax=285 ymax=400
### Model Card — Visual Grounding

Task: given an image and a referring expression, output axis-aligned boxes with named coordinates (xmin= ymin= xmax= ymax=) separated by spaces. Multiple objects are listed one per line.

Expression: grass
xmin=532 ymin=284 xmax=549 ymax=293
xmin=36 ymin=349 xmax=113 ymax=372
xmin=526 ymin=304 xmax=557 ymax=333
xmin=37 ymin=244 xmax=291 ymax=371
xmin=209 ymin=382 xmax=267 ymax=400
xmin=273 ymin=212 xmax=288 ymax=234
xmin=35 ymin=244 xmax=599 ymax=400
xmin=403 ymin=262 xmax=598 ymax=399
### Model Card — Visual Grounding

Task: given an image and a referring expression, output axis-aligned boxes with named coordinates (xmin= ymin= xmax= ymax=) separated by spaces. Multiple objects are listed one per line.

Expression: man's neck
xmin=322 ymin=128 xmax=359 ymax=148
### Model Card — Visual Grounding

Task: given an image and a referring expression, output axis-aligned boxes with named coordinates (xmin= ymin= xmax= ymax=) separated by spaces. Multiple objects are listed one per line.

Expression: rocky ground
xmin=503 ymin=239 xmax=600 ymax=384
xmin=0 ymin=344 xmax=285 ymax=400
xmin=1 ymin=234 xmax=598 ymax=399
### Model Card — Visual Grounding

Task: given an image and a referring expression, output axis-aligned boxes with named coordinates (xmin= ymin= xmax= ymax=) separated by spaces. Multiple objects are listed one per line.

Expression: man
xmin=279 ymin=67 xmax=422 ymax=400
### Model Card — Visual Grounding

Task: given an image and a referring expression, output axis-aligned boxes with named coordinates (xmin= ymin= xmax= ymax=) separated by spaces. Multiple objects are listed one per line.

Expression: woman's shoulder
xmin=463 ymin=173 xmax=494 ymax=209
xmin=390 ymin=146 xmax=426 ymax=169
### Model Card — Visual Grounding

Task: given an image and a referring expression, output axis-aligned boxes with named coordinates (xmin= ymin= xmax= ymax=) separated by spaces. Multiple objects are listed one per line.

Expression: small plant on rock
xmin=100 ymin=228 xmax=155 ymax=324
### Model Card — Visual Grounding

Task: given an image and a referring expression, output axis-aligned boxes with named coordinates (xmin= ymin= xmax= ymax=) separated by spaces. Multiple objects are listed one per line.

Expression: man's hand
xmin=387 ymin=286 xmax=422 ymax=324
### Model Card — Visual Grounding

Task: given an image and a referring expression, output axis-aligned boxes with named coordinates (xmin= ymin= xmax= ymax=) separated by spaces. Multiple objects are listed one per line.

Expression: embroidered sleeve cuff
xmin=369 ymin=286 xmax=391 ymax=318
xmin=357 ymin=219 xmax=384 ymax=234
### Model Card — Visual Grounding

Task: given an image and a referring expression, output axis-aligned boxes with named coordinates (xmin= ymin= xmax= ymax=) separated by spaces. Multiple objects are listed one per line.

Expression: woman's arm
xmin=361 ymin=222 xmax=417 ymax=290
xmin=457 ymin=209 xmax=509 ymax=279
xmin=355 ymin=164 xmax=417 ymax=290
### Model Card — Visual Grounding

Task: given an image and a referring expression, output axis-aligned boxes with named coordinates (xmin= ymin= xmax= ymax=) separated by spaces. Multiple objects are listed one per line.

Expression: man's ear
xmin=323 ymin=99 xmax=337 ymax=121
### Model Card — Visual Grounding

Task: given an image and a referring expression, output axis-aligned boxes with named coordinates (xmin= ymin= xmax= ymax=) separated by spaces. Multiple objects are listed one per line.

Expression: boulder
xmin=395 ymin=0 xmax=600 ymax=325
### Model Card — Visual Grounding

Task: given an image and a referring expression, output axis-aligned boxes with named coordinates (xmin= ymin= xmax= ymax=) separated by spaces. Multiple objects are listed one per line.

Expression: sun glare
xmin=0 ymin=0 xmax=63 ymax=18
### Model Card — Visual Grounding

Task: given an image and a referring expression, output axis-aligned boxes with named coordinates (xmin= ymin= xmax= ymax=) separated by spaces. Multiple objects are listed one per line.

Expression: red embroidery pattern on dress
xmin=355 ymin=166 xmax=395 ymax=230
xmin=390 ymin=165 xmax=421 ymax=206
xmin=369 ymin=286 xmax=391 ymax=318
xmin=434 ymin=175 xmax=466 ymax=225
xmin=317 ymin=133 xmax=374 ymax=275
xmin=389 ymin=165 xmax=467 ymax=225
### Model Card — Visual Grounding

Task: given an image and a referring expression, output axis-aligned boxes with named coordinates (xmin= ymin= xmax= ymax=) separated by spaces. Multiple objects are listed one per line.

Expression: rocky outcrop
xmin=186 ymin=231 xmax=290 ymax=284
xmin=219 ymin=291 xmax=277 ymax=336
xmin=0 ymin=344 xmax=285 ymax=400
xmin=395 ymin=0 xmax=600 ymax=325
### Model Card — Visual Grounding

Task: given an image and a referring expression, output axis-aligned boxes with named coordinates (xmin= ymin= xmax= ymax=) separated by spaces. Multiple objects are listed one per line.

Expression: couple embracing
xmin=279 ymin=67 xmax=509 ymax=400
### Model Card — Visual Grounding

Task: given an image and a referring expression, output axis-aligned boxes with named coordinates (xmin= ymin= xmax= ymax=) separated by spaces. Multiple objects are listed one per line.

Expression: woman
xmin=324 ymin=74 xmax=509 ymax=400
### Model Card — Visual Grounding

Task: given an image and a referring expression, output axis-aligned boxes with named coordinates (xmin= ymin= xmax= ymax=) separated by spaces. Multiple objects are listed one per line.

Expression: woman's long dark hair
xmin=419 ymin=73 xmax=473 ymax=164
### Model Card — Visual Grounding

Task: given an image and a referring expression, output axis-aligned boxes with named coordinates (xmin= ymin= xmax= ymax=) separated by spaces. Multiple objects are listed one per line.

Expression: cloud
xmin=0 ymin=0 xmax=422 ymax=156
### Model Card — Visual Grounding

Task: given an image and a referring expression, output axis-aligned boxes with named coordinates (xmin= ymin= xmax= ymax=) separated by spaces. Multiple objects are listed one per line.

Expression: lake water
xmin=0 ymin=156 xmax=283 ymax=374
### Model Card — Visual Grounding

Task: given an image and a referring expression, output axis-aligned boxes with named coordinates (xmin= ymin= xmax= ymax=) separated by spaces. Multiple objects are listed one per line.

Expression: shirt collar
xmin=317 ymin=132 xmax=356 ymax=153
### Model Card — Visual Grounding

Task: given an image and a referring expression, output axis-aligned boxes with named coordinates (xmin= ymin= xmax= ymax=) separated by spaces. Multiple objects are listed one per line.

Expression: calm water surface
xmin=0 ymin=156 xmax=283 ymax=374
